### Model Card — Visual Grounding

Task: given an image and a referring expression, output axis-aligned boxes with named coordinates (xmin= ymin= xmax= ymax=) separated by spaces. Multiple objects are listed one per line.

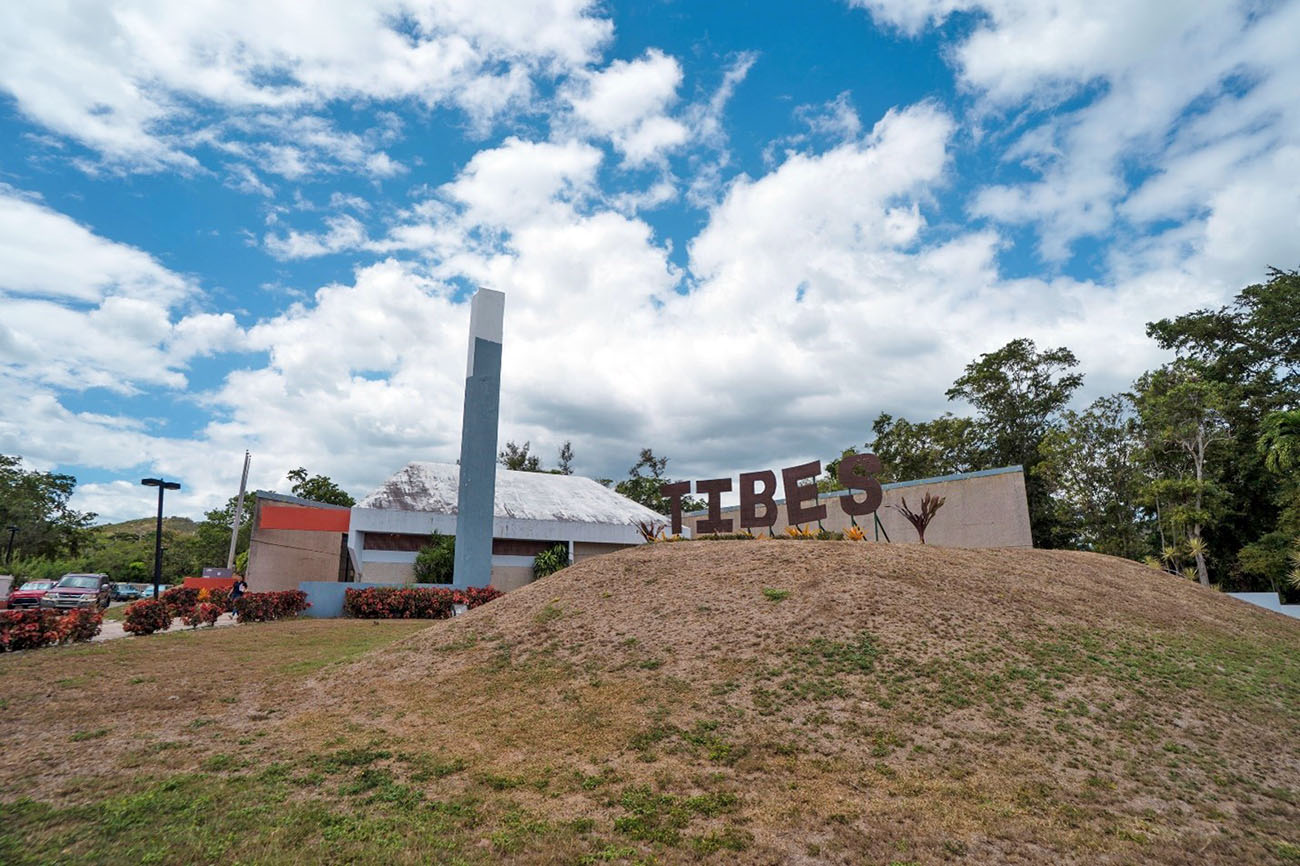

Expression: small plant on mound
xmin=183 ymin=602 xmax=224 ymax=628
xmin=123 ymin=599 xmax=172 ymax=635
xmin=892 ymin=492 xmax=946 ymax=544
xmin=234 ymin=590 xmax=310 ymax=623
xmin=532 ymin=543 xmax=570 ymax=579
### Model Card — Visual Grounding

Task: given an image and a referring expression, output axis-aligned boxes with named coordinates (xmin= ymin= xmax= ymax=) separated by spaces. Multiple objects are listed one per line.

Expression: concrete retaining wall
xmin=1226 ymin=592 xmax=1300 ymax=619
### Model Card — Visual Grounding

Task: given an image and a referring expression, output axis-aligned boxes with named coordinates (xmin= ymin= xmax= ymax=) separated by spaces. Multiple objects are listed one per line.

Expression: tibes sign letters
xmin=659 ymin=454 xmax=884 ymax=536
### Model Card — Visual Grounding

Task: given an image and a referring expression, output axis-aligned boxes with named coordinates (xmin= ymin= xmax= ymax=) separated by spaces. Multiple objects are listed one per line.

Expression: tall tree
xmin=867 ymin=412 xmax=985 ymax=484
xmin=1036 ymin=394 xmax=1151 ymax=559
xmin=0 ymin=455 xmax=95 ymax=559
xmin=1145 ymin=267 xmax=1300 ymax=588
xmin=498 ymin=441 xmax=542 ymax=472
xmin=286 ymin=468 xmax=355 ymax=506
xmin=556 ymin=441 xmax=574 ymax=476
xmin=1133 ymin=361 xmax=1230 ymax=586
xmin=946 ymin=338 xmax=1084 ymax=547
xmin=615 ymin=448 xmax=703 ymax=515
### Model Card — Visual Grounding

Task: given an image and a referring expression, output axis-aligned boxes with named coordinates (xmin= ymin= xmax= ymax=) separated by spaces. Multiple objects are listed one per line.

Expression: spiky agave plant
xmin=1288 ymin=547 xmax=1300 ymax=591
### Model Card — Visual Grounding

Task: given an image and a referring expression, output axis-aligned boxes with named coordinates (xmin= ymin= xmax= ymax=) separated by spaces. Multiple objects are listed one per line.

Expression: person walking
xmin=229 ymin=576 xmax=248 ymax=619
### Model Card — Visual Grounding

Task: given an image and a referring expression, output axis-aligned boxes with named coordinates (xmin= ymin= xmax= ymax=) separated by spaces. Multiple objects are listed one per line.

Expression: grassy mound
xmin=2 ymin=542 xmax=1297 ymax=864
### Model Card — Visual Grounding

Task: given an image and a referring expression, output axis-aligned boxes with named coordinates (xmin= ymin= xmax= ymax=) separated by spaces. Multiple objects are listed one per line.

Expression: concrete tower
xmin=453 ymin=288 xmax=505 ymax=587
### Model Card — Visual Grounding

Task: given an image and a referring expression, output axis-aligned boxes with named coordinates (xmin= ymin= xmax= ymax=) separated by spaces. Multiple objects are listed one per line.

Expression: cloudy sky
xmin=2 ymin=0 xmax=1298 ymax=522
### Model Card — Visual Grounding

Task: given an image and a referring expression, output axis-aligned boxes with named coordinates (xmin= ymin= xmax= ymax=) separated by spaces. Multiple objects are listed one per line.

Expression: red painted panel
xmin=182 ymin=577 xmax=238 ymax=592
xmin=259 ymin=503 xmax=351 ymax=532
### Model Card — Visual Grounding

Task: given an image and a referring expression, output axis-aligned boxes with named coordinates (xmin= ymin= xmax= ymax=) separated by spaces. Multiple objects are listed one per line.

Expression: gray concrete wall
xmin=685 ymin=466 xmax=1033 ymax=548
xmin=246 ymin=501 xmax=346 ymax=592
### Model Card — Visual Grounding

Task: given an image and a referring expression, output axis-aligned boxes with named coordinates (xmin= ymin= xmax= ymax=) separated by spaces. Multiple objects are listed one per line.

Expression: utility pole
xmin=227 ymin=451 xmax=251 ymax=571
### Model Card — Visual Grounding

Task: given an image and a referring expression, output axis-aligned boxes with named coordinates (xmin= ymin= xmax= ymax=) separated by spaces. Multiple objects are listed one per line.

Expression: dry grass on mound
xmin=2 ymin=542 xmax=1298 ymax=866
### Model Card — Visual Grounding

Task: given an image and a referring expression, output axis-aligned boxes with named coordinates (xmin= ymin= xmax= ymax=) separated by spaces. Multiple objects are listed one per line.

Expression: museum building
xmin=245 ymin=462 xmax=665 ymax=594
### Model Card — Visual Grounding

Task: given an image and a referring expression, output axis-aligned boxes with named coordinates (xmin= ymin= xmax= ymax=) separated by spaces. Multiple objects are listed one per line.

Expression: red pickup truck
xmin=8 ymin=579 xmax=58 ymax=609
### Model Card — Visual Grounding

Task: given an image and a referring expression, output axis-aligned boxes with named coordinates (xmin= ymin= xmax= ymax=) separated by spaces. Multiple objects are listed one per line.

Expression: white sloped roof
xmin=358 ymin=462 xmax=666 ymax=526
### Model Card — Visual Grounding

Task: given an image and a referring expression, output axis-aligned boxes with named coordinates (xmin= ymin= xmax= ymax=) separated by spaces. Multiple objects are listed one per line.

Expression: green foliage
xmin=865 ymin=412 xmax=985 ymax=484
xmin=0 ymin=454 xmax=96 ymax=560
xmin=413 ymin=532 xmax=455 ymax=584
xmin=1259 ymin=409 xmax=1300 ymax=475
xmin=946 ymin=338 xmax=1083 ymax=548
xmin=1036 ymin=394 xmax=1152 ymax=558
xmin=499 ymin=440 xmax=542 ymax=471
xmin=532 ymin=543 xmax=570 ymax=579
xmin=614 ymin=448 xmax=704 ymax=515
xmin=1133 ymin=360 xmax=1231 ymax=586
xmin=287 ymin=468 xmax=355 ymax=506
xmin=556 ymin=441 xmax=574 ymax=475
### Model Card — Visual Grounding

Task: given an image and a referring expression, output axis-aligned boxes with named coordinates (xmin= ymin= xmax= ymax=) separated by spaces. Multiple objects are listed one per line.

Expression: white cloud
xmin=265 ymin=214 xmax=371 ymax=260
xmin=0 ymin=191 xmax=243 ymax=393
xmin=0 ymin=0 xmax=612 ymax=172
xmin=855 ymin=0 xmax=1300 ymax=275
xmin=565 ymin=49 xmax=688 ymax=165
xmin=0 ymin=193 xmax=193 ymax=304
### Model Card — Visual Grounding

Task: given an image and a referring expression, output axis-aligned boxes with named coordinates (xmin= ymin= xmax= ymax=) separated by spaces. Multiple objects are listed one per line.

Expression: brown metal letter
xmin=660 ymin=480 xmax=692 ymax=535
xmin=695 ymin=478 xmax=734 ymax=534
xmin=837 ymin=452 xmax=883 ymax=516
xmin=739 ymin=470 xmax=778 ymax=530
xmin=782 ymin=460 xmax=827 ymax=526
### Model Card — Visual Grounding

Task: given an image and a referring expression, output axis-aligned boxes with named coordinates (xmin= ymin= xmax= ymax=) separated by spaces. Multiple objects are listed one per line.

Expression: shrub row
xmin=233 ymin=590 xmax=310 ymax=623
xmin=123 ymin=599 xmax=172 ymax=635
xmin=0 ymin=608 xmax=103 ymax=651
xmin=160 ymin=586 xmax=230 ymax=618
xmin=342 ymin=585 xmax=503 ymax=619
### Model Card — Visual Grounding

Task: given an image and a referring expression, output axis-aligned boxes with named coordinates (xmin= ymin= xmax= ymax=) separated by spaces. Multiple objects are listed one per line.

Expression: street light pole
xmin=4 ymin=525 xmax=16 ymax=565
xmin=140 ymin=478 xmax=181 ymax=601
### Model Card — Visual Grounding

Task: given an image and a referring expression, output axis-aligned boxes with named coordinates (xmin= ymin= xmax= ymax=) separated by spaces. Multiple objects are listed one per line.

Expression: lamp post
xmin=4 ymin=525 xmax=16 ymax=565
xmin=140 ymin=478 xmax=181 ymax=602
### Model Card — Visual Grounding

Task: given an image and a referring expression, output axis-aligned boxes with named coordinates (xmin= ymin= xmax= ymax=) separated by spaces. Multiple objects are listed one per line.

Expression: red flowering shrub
xmin=160 ymin=586 xmax=199 ymax=618
xmin=343 ymin=587 xmax=454 ymax=619
xmin=0 ymin=610 xmax=63 ymax=651
xmin=59 ymin=607 xmax=103 ymax=642
xmin=343 ymin=585 xmax=503 ymax=618
xmin=234 ymin=590 xmax=309 ymax=623
xmin=458 ymin=586 xmax=504 ymax=609
xmin=123 ymin=599 xmax=173 ymax=635
xmin=183 ymin=602 xmax=224 ymax=628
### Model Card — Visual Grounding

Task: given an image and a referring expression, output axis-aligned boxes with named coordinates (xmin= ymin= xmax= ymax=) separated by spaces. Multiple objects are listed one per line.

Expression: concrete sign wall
xmin=684 ymin=465 xmax=1034 ymax=548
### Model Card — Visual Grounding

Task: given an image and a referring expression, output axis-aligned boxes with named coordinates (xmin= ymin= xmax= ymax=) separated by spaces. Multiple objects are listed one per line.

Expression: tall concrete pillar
xmin=453 ymin=288 xmax=505 ymax=587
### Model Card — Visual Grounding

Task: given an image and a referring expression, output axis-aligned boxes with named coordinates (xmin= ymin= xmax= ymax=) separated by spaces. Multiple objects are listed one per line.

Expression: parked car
xmin=138 ymin=584 xmax=173 ymax=599
xmin=40 ymin=573 xmax=111 ymax=611
xmin=8 ymin=579 xmax=58 ymax=609
xmin=111 ymin=583 xmax=143 ymax=602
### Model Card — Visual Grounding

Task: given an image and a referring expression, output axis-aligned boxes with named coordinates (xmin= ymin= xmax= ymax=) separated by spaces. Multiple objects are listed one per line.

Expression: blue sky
xmin=2 ymin=0 xmax=1298 ymax=522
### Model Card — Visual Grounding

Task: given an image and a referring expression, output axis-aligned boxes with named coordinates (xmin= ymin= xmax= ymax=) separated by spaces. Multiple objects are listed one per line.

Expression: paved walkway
xmin=92 ymin=611 xmax=242 ymax=642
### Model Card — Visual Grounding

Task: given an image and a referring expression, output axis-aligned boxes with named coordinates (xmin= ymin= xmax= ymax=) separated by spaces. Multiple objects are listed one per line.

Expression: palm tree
xmin=1259 ymin=409 xmax=1300 ymax=474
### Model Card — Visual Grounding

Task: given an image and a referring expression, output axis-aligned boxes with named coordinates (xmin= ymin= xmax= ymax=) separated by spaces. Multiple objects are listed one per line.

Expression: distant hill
xmin=306 ymin=540 xmax=1300 ymax=864
xmin=93 ymin=516 xmax=199 ymax=537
